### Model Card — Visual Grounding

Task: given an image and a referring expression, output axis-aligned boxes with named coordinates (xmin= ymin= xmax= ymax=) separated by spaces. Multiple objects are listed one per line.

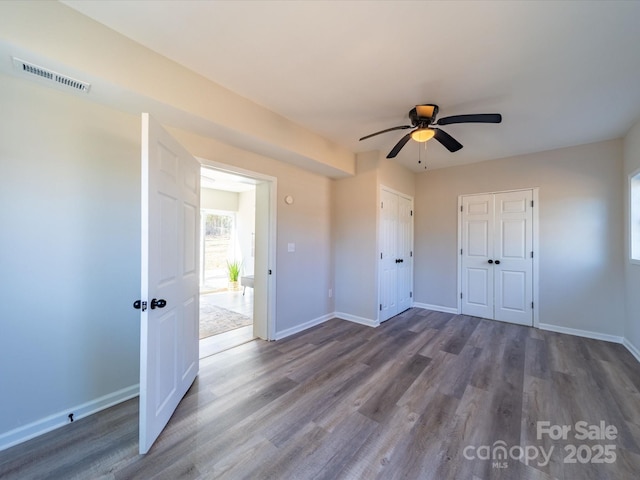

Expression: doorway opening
xmin=199 ymin=167 xmax=257 ymax=356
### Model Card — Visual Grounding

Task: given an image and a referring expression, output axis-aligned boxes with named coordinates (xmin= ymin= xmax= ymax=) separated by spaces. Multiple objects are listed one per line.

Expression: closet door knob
xmin=488 ymin=259 xmax=494 ymax=264
xmin=495 ymin=260 xmax=501 ymax=265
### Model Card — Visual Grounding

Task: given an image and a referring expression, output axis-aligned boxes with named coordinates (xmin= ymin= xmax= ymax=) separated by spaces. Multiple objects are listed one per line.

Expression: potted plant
xmin=226 ymin=260 xmax=241 ymax=291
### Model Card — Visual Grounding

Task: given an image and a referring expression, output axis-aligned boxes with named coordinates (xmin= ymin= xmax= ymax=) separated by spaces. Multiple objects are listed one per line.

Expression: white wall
xmin=237 ymin=189 xmax=256 ymax=276
xmin=623 ymin=119 xmax=640 ymax=356
xmin=414 ymin=139 xmax=626 ymax=337
xmin=201 ymin=188 xmax=238 ymax=211
xmin=0 ymin=73 xmax=141 ymax=445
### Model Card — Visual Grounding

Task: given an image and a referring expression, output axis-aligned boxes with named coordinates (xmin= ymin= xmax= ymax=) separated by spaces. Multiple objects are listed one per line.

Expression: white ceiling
xmin=61 ymin=0 xmax=640 ymax=172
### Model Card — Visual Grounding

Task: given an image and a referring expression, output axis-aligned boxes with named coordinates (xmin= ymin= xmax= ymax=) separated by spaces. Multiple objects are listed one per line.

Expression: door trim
xmin=457 ymin=187 xmax=539 ymax=328
xmin=198 ymin=158 xmax=277 ymax=340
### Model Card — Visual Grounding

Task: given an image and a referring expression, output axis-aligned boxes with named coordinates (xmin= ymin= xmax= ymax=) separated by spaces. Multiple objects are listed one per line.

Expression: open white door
xmin=139 ymin=113 xmax=200 ymax=454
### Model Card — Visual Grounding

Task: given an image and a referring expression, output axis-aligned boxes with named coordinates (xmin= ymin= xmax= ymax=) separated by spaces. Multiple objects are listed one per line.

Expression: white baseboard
xmin=623 ymin=337 xmax=640 ymax=363
xmin=538 ymin=323 xmax=624 ymax=344
xmin=334 ymin=312 xmax=379 ymax=328
xmin=274 ymin=313 xmax=334 ymax=340
xmin=0 ymin=384 xmax=139 ymax=452
xmin=412 ymin=302 xmax=459 ymax=315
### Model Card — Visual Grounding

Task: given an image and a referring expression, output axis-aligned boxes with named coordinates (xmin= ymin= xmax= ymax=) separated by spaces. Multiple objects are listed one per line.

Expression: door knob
xmin=488 ymin=259 xmax=494 ymax=264
xmin=150 ymin=298 xmax=167 ymax=309
xmin=494 ymin=260 xmax=501 ymax=265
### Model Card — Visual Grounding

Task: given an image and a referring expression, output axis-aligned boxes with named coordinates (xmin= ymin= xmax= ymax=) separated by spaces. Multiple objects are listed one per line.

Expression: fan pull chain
xmin=417 ymin=140 xmax=428 ymax=169
xmin=424 ymin=141 xmax=428 ymax=169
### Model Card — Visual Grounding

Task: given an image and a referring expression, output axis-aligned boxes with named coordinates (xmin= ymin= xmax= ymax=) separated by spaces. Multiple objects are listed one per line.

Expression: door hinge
xmin=531 ymin=302 xmax=534 ymax=309
xmin=268 ymin=269 xmax=272 ymax=275
xmin=380 ymin=304 xmax=382 ymax=311
xmin=531 ymin=251 xmax=534 ymax=258
xmin=410 ymin=210 xmax=413 ymax=216
xmin=531 ymin=200 xmax=534 ymax=207
xmin=460 ymin=205 xmax=463 ymax=212
xmin=460 ymin=248 xmax=463 ymax=255
xmin=410 ymin=291 xmax=413 ymax=298
xmin=381 ymin=201 xmax=383 ymax=209
xmin=460 ymin=292 xmax=463 ymax=299
xmin=410 ymin=251 xmax=413 ymax=257
xmin=380 ymin=252 xmax=383 ymax=260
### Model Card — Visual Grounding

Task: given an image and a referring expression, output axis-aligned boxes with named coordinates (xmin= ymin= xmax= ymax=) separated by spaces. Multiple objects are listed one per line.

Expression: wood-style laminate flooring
xmin=2 ymin=309 xmax=640 ymax=479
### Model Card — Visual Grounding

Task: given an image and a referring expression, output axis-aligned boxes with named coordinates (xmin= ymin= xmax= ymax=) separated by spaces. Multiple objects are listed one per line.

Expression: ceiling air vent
xmin=12 ymin=57 xmax=91 ymax=93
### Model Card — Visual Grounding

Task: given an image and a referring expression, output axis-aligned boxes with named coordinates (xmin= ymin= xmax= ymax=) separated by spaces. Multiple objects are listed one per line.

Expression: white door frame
xmin=457 ymin=188 xmax=540 ymax=328
xmin=198 ymin=158 xmax=277 ymax=340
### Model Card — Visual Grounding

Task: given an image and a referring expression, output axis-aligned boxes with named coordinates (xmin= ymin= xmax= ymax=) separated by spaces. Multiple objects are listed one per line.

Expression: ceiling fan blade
xmin=386 ymin=132 xmax=413 ymax=158
xmin=359 ymin=125 xmax=412 ymax=141
xmin=436 ymin=113 xmax=502 ymax=126
xmin=433 ymin=128 xmax=463 ymax=152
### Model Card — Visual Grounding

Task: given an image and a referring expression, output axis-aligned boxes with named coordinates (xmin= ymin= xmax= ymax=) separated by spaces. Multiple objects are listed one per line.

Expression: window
xmin=631 ymin=169 xmax=640 ymax=264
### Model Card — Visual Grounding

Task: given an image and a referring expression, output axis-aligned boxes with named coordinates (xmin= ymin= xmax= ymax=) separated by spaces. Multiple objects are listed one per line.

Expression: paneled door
xmin=461 ymin=190 xmax=533 ymax=326
xmin=139 ymin=113 xmax=200 ymax=454
xmin=379 ymin=189 xmax=399 ymax=321
xmin=379 ymin=188 xmax=413 ymax=322
xmin=460 ymin=194 xmax=494 ymax=319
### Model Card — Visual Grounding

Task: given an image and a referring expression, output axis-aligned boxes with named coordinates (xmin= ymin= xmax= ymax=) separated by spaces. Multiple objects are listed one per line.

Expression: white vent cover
xmin=12 ymin=57 xmax=91 ymax=93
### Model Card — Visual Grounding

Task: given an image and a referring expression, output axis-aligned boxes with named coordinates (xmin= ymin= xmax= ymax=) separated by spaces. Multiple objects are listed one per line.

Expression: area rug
xmin=199 ymin=304 xmax=252 ymax=339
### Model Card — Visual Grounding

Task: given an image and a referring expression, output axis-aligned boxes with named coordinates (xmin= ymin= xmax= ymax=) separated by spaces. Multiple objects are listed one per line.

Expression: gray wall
xmin=414 ymin=139 xmax=626 ymax=337
xmin=333 ymin=152 xmax=379 ymax=321
xmin=0 ymin=73 xmax=141 ymax=437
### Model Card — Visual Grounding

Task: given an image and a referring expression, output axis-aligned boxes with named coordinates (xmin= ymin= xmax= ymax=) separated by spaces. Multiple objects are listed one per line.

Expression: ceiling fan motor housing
xmin=410 ymin=104 xmax=439 ymax=126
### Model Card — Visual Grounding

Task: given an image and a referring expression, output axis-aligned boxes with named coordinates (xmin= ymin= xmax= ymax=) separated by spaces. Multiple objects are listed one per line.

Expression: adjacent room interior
xmin=199 ymin=167 xmax=257 ymax=356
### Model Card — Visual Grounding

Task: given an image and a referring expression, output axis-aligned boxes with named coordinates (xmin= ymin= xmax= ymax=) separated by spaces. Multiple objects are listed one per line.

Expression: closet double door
xmin=379 ymin=188 xmax=413 ymax=322
xmin=460 ymin=190 xmax=534 ymax=326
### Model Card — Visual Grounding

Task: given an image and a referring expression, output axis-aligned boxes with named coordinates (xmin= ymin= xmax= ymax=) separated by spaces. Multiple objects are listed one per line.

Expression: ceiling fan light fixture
xmin=411 ymin=128 xmax=435 ymax=143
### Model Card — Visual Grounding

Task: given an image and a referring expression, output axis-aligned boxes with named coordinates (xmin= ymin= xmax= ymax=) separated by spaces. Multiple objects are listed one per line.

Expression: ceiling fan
xmin=359 ymin=104 xmax=502 ymax=158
